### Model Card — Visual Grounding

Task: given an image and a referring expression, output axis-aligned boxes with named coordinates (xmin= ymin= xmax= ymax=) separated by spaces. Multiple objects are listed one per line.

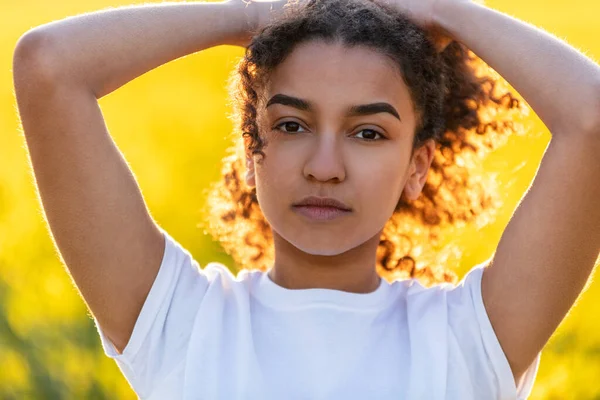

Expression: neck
xmin=268 ymin=230 xmax=382 ymax=294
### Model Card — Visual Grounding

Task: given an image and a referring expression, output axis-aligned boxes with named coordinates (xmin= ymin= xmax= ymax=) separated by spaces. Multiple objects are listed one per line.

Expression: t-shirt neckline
xmin=252 ymin=268 xmax=393 ymax=310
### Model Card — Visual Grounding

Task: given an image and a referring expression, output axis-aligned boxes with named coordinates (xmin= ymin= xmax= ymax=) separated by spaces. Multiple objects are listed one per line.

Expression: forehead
xmin=264 ymin=40 xmax=414 ymax=119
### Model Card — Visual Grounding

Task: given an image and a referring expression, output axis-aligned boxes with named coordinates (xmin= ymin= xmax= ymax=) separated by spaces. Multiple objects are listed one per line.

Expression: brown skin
xmin=245 ymin=40 xmax=436 ymax=293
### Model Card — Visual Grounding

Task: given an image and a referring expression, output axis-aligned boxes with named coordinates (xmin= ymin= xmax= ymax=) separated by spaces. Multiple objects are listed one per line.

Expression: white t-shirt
xmin=94 ymin=228 xmax=541 ymax=399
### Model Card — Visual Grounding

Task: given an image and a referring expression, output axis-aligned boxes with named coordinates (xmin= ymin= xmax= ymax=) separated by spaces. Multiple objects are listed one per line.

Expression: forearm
xmin=17 ymin=1 xmax=250 ymax=99
xmin=434 ymin=1 xmax=600 ymax=136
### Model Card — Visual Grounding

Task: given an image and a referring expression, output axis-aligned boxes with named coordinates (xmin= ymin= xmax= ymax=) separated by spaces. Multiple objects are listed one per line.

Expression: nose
xmin=303 ymin=132 xmax=346 ymax=183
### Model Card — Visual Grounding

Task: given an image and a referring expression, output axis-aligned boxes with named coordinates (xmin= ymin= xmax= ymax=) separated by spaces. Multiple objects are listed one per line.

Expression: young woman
xmin=12 ymin=0 xmax=600 ymax=398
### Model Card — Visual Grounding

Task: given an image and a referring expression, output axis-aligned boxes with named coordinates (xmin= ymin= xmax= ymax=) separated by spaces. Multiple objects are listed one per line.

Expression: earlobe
xmin=403 ymin=177 xmax=420 ymax=201
xmin=245 ymin=171 xmax=256 ymax=188
xmin=403 ymin=140 xmax=436 ymax=201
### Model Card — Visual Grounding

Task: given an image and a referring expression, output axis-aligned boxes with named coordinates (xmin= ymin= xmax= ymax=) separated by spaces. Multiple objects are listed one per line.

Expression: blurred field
xmin=2 ymin=0 xmax=600 ymax=398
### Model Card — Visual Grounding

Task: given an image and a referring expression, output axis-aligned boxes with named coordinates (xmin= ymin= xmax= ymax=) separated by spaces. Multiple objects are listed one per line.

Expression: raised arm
xmin=12 ymin=1 xmax=253 ymax=354
xmin=431 ymin=0 xmax=600 ymax=387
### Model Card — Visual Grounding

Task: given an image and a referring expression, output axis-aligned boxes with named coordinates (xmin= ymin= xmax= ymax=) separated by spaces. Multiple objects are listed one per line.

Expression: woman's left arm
xmin=431 ymin=0 xmax=600 ymax=390
xmin=434 ymin=0 xmax=600 ymax=137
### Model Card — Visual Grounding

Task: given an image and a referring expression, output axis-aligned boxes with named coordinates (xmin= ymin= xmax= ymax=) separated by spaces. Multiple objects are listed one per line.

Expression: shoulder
xmin=201 ymin=261 xmax=261 ymax=291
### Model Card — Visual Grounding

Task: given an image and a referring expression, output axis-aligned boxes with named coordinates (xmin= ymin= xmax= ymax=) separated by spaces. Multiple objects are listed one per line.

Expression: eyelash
xmin=273 ymin=121 xmax=387 ymax=141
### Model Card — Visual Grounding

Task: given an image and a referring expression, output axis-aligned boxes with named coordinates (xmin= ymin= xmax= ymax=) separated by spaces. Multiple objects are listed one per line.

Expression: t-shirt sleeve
xmin=92 ymin=227 xmax=210 ymax=399
xmin=447 ymin=263 xmax=542 ymax=400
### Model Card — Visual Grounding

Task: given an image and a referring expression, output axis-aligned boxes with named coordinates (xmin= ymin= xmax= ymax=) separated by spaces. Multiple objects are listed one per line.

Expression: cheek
xmin=254 ymin=147 xmax=295 ymax=202
xmin=353 ymin=158 xmax=406 ymax=211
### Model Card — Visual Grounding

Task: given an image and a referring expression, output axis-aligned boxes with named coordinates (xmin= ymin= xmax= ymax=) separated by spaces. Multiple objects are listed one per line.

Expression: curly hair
xmin=200 ymin=0 xmax=530 ymax=287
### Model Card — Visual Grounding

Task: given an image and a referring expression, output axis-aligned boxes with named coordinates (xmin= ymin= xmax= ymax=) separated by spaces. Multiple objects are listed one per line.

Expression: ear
xmin=245 ymin=156 xmax=256 ymax=188
xmin=403 ymin=139 xmax=436 ymax=201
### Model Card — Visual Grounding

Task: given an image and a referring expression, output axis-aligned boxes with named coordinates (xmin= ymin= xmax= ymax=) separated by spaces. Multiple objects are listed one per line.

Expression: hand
xmin=226 ymin=0 xmax=299 ymax=38
xmin=371 ymin=0 xmax=476 ymax=52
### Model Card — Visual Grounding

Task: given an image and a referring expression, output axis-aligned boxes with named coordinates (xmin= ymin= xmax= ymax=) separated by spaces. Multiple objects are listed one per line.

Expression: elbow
xmin=13 ymin=29 xmax=62 ymax=89
xmin=550 ymin=78 xmax=600 ymax=139
xmin=582 ymin=79 xmax=600 ymax=137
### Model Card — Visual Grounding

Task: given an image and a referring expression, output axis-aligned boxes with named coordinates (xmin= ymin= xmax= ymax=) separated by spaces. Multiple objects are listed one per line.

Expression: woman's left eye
xmin=354 ymin=129 xmax=385 ymax=141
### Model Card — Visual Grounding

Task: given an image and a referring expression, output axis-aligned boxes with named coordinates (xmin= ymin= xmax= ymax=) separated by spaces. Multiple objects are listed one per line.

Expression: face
xmin=245 ymin=40 xmax=435 ymax=256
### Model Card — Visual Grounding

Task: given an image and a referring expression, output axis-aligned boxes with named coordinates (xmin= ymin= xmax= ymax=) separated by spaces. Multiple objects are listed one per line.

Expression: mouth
xmin=292 ymin=205 xmax=352 ymax=221
xmin=292 ymin=196 xmax=352 ymax=211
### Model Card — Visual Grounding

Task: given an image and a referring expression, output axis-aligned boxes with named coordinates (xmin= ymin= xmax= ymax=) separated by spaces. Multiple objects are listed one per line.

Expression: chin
xmin=277 ymin=226 xmax=363 ymax=256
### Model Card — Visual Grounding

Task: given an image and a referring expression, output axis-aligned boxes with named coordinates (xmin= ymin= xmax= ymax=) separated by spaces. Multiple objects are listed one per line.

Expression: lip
xmin=292 ymin=205 xmax=352 ymax=221
xmin=292 ymin=196 xmax=352 ymax=221
xmin=292 ymin=196 xmax=352 ymax=211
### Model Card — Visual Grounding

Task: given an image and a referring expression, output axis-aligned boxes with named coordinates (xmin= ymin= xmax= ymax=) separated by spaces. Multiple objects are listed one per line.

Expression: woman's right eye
xmin=273 ymin=121 xmax=306 ymax=134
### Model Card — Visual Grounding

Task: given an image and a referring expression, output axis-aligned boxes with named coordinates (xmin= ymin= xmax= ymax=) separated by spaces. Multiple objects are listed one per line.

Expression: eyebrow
xmin=265 ymin=93 xmax=402 ymax=122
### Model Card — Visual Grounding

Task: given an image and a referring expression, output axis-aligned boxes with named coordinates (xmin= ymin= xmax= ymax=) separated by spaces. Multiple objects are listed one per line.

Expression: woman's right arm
xmin=12 ymin=1 xmax=254 ymax=355
xmin=14 ymin=1 xmax=255 ymax=98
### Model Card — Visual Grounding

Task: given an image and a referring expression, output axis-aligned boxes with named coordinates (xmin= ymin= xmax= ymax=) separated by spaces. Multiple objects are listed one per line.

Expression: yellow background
xmin=2 ymin=0 xmax=599 ymax=398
